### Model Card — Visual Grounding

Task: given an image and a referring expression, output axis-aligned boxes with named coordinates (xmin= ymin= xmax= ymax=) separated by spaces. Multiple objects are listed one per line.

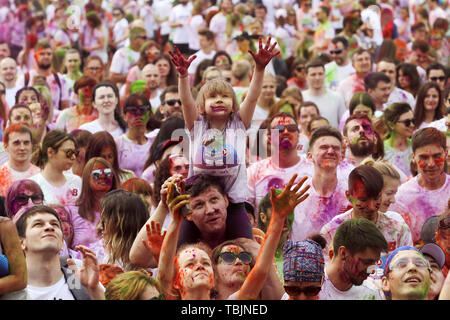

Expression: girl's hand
xmin=169 ymin=46 xmax=197 ymax=77
xmin=142 ymin=221 xmax=166 ymax=262
xmin=249 ymin=36 xmax=280 ymax=70
xmin=270 ymin=174 xmax=310 ymax=218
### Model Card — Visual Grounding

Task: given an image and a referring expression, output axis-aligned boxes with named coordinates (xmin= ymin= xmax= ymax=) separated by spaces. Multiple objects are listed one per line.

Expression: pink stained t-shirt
xmin=390 ymin=174 xmax=450 ymax=243
xmin=67 ymin=205 xmax=102 ymax=249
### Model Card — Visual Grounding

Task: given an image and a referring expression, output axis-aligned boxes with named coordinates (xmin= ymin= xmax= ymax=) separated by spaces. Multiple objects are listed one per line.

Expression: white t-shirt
xmin=27 ymin=275 xmax=74 ymax=300
xmin=29 ymin=172 xmax=82 ymax=207
xmin=209 ymin=12 xmax=228 ymax=51
xmin=384 ymin=87 xmax=416 ymax=111
xmin=324 ymin=61 xmax=355 ymax=91
xmin=168 ymin=3 xmax=193 ymax=45
xmin=428 ymin=118 xmax=447 ymax=132
xmin=79 ymin=119 xmax=125 ymax=139
xmin=188 ymin=49 xmax=216 ymax=76
xmin=115 ymin=134 xmax=154 ymax=178
xmin=113 ymin=18 xmax=129 ymax=49
xmin=187 ymin=14 xmax=205 ymax=51
xmin=149 ymin=89 xmax=163 ymax=113
xmin=301 ymin=89 xmax=346 ymax=129
xmin=319 ymin=268 xmax=384 ymax=300
xmin=109 ymin=46 xmax=140 ymax=76
xmin=5 ymin=83 xmax=21 ymax=111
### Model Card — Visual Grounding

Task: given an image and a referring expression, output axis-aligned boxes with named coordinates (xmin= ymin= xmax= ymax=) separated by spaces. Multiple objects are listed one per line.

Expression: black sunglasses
xmin=330 ymin=49 xmax=343 ymax=55
xmin=219 ymin=251 xmax=252 ymax=265
xmin=397 ymin=119 xmax=414 ymax=127
xmin=296 ymin=66 xmax=305 ymax=72
xmin=125 ymin=105 xmax=150 ymax=115
xmin=273 ymin=124 xmax=299 ymax=132
xmin=136 ymin=35 xmax=147 ymax=40
xmin=14 ymin=194 xmax=44 ymax=205
xmin=284 ymin=285 xmax=321 ymax=297
xmin=430 ymin=76 xmax=446 ymax=82
xmin=165 ymin=99 xmax=182 ymax=107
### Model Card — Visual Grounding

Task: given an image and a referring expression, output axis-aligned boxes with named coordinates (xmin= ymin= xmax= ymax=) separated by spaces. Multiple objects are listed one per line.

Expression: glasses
xmin=430 ymin=76 xmax=446 ymax=82
xmin=91 ymin=168 xmax=113 ymax=180
xmin=397 ymin=119 xmax=414 ymax=127
xmin=388 ymin=257 xmax=430 ymax=271
xmin=64 ymin=149 xmax=79 ymax=159
xmin=218 ymin=251 xmax=252 ymax=264
xmin=125 ymin=105 xmax=150 ymax=115
xmin=165 ymin=99 xmax=182 ymax=107
xmin=296 ymin=66 xmax=305 ymax=72
xmin=329 ymin=49 xmax=343 ymax=55
xmin=87 ymin=66 xmax=102 ymax=71
xmin=284 ymin=285 xmax=321 ymax=297
xmin=14 ymin=194 xmax=44 ymax=206
xmin=273 ymin=124 xmax=299 ymax=132
xmin=135 ymin=35 xmax=147 ymax=40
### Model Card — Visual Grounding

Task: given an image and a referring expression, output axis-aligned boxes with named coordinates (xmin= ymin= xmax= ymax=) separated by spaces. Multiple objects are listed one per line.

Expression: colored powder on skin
xmin=280 ymin=140 xmax=292 ymax=148
xmin=418 ymin=160 xmax=425 ymax=168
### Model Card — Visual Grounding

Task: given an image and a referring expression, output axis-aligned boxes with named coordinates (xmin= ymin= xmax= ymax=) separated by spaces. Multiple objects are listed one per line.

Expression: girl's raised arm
xmin=239 ymin=37 xmax=279 ymax=129
xmin=169 ymin=47 xmax=198 ymax=130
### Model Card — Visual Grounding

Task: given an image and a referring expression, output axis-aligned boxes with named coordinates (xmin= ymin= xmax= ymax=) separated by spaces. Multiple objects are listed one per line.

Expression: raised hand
xmin=166 ymin=181 xmax=191 ymax=220
xmin=270 ymin=174 xmax=310 ymax=218
xmin=67 ymin=245 xmax=100 ymax=291
xmin=142 ymin=221 xmax=167 ymax=262
xmin=168 ymin=46 xmax=197 ymax=77
xmin=248 ymin=36 xmax=280 ymax=70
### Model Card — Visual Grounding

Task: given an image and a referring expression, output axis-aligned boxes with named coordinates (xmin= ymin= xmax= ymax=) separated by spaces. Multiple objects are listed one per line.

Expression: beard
xmin=349 ymin=140 xmax=374 ymax=158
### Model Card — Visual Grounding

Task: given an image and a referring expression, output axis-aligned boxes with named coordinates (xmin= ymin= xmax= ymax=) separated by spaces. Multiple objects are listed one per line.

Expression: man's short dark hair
xmin=185 ymin=174 xmax=226 ymax=198
xmin=16 ymin=205 xmax=61 ymax=238
xmin=198 ymin=28 xmax=215 ymax=41
xmin=411 ymin=22 xmax=425 ymax=33
xmin=412 ymin=127 xmax=447 ymax=153
xmin=307 ymin=116 xmax=329 ymax=133
xmin=319 ymin=5 xmax=330 ymax=17
xmin=332 ymin=218 xmax=388 ymax=256
xmin=364 ymin=72 xmax=391 ymax=91
xmin=308 ymin=125 xmax=342 ymax=152
xmin=160 ymin=85 xmax=179 ymax=104
xmin=343 ymin=113 xmax=373 ymax=137
xmin=351 ymin=48 xmax=371 ymax=62
xmin=267 ymin=112 xmax=298 ymax=131
xmin=348 ymin=165 xmax=384 ymax=199
xmin=331 ymin=36 xmax=348 ymax=49
xmin=426 ymin=62 xmax=447 ymax=78
xmin=305 ymin=58 xmax=325 ymax=74
xmin=8 ymin=104 xmax=32 ymax=121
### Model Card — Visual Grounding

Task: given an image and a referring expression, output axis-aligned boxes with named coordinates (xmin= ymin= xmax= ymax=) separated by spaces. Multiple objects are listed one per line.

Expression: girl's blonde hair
xmin=105 ymin=269 xmax=162 ymax=300
xmin=196 ymin=78 xmax=239 ymax=116
xmin=360 ymin=157 xmax=401 ymax=181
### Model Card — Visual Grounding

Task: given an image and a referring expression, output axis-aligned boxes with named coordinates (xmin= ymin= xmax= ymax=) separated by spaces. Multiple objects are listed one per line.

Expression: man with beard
xmin=390 ymin=128 xmax=450 ymax=243
xmin=247 ymin=112 xmax=311 ymax=218
xmin=289 ymin=126 xmax=351 ymax=242
xmin=158 ymin=85 xmax=184 ymax=121
xmin=139 ymin=64 xmax=163 ymax=113
xmin=319 ymin=218 xmax=388 ymax=300
xmin=336 ymin=48 xmax=373 ymax=107
xmin=16 ymin=42 xmax=70 ymax=112
xmin=0 ymin=57 xmax=21 ymax=110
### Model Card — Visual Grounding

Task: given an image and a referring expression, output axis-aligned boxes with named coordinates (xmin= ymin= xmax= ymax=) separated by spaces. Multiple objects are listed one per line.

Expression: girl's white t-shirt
xmin=79 ymin=119 xmax=125 ymax=139
xmin=29 ymin=172 xmax=82 ymax=207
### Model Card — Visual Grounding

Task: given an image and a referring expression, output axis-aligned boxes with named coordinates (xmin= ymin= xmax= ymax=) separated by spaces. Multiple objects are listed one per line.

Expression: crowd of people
xmin=0 ymin=0 xmax=449 ymax=301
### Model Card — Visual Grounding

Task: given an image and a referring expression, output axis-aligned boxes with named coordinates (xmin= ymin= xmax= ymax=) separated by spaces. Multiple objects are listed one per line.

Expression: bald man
xmin=139 ymin=64 xmax=163 ymax=113
xmin=0 ymin=57 xmax=20 ymax=110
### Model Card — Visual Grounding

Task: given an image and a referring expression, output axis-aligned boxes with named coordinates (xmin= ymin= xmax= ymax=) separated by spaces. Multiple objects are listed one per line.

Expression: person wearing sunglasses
xmin=29 ymin=130 xmax=82 ymax=207
xmin=426 ymin=62 xmax=447 ymax=92
xmin=159 ymin=85 xmax=183 ymax=121
xmin=390 ymin=127 xmax=449 ymax=243
xmin=324 ymin=36 xmax=354 ymax=90
xmin=5 ymin=179 xmax=44 ymax=219
xmin=282 ymin=235 xmax=326 ymax=300
xmin=286 ymin=56 xmax=307 ymax=91
xmin=116 ymin=94 xmax=153 ymax=178
xmin=383 ymin=102 xmax=415 ymax=178
xmin=381 ymin=246 xmax=432 ymax=300
xmin=0 ymin=124 xmax=40 ymax=197
xmin=69 ymin=157 xmax=119 ymax=251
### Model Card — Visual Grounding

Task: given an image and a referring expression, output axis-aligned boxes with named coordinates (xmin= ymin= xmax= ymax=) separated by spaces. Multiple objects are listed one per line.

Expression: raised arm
xmin=236 ymin=174 xmax=310 ymax=300
xmin=169 ymin=47 xmax=198 ymax=130
xmin=0 ymin=217 xmax=27 ymax=295
xmin=156 ymin=181 xmax=190 ymax=298
xmin=239 ymin=37 xmax=280 ymax=129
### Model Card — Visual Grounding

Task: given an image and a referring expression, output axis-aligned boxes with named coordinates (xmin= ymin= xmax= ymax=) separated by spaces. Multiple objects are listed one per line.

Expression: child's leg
xmin=226 ymin=202 xmax=253 ymax=240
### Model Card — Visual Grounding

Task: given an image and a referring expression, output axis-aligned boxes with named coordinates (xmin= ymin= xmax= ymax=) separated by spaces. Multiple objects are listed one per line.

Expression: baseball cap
xmin=420 ymin=215 xmax=439 ymax=243
xmin=420 ymin=243 xmax=445 ymax=269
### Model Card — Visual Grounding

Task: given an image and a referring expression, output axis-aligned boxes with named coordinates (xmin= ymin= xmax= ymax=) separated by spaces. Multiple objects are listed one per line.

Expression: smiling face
xmin=89 ymin=161 xmax=113 ymax=193
xmin=216 ymin=245 xmax=251 ymax=286
xmin=175 ymin=247 xmax=215 ymax=296
xmin=141 ymin=64 xmax=161 ymax=90
xmin=413 ymin=143 xmax=446 ymax=181
xmin=394 ymin=111 xmax=415 ymax=138
xmin=64 ymin=52 xmax=81 ymax=73
xmin=21 ymin=212 xmax=63 ymax=254
xmin=308 ymin=136 xmax=341 ymax=169
xmin=377 ymin=61 xmax=396 ymax=87
xmin=329 ymin=41 xmax=347 ymax=66
xmin=424 ymin=255 xmax=445 ymax=300
xmin=382 ymin=250 xmax=431 ymax=300
xmin=0 ymin=58 xmax=17 ymax=82
xmin=93 ymin=86 xmax=118 ymax=116
xmin=268 ymin=116 xmax=299 ymax=152
xmin=18 ymin=90 xmax=39 ymax=107
xmin=204 ymin=89 xmax=233 ymax=119
xmin=423 ymin=87 xmax=440 ymax=113
xmin=187 ymin=187 xmax=228 ymax=237
xmin=379 ymin=176 xmax=400 ymax=213
xmin=368 ymin=81 xmax=391 ymax=105
xmin=352 ymin=51 xmax=372 ymax=75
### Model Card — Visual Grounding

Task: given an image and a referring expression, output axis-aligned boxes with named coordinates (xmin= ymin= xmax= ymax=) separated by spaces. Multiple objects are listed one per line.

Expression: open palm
xmin=169 ymin=46 xmax=197 ymax=77
xmin=270 ymin=174 xmax=310 ymax=218
xmin=249 ymin=36 xmax=280 ymax=70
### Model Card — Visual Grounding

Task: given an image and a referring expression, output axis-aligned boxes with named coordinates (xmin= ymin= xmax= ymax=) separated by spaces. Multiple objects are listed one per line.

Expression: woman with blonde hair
xmin=105 ymin=269 xmax=163 ymax=300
